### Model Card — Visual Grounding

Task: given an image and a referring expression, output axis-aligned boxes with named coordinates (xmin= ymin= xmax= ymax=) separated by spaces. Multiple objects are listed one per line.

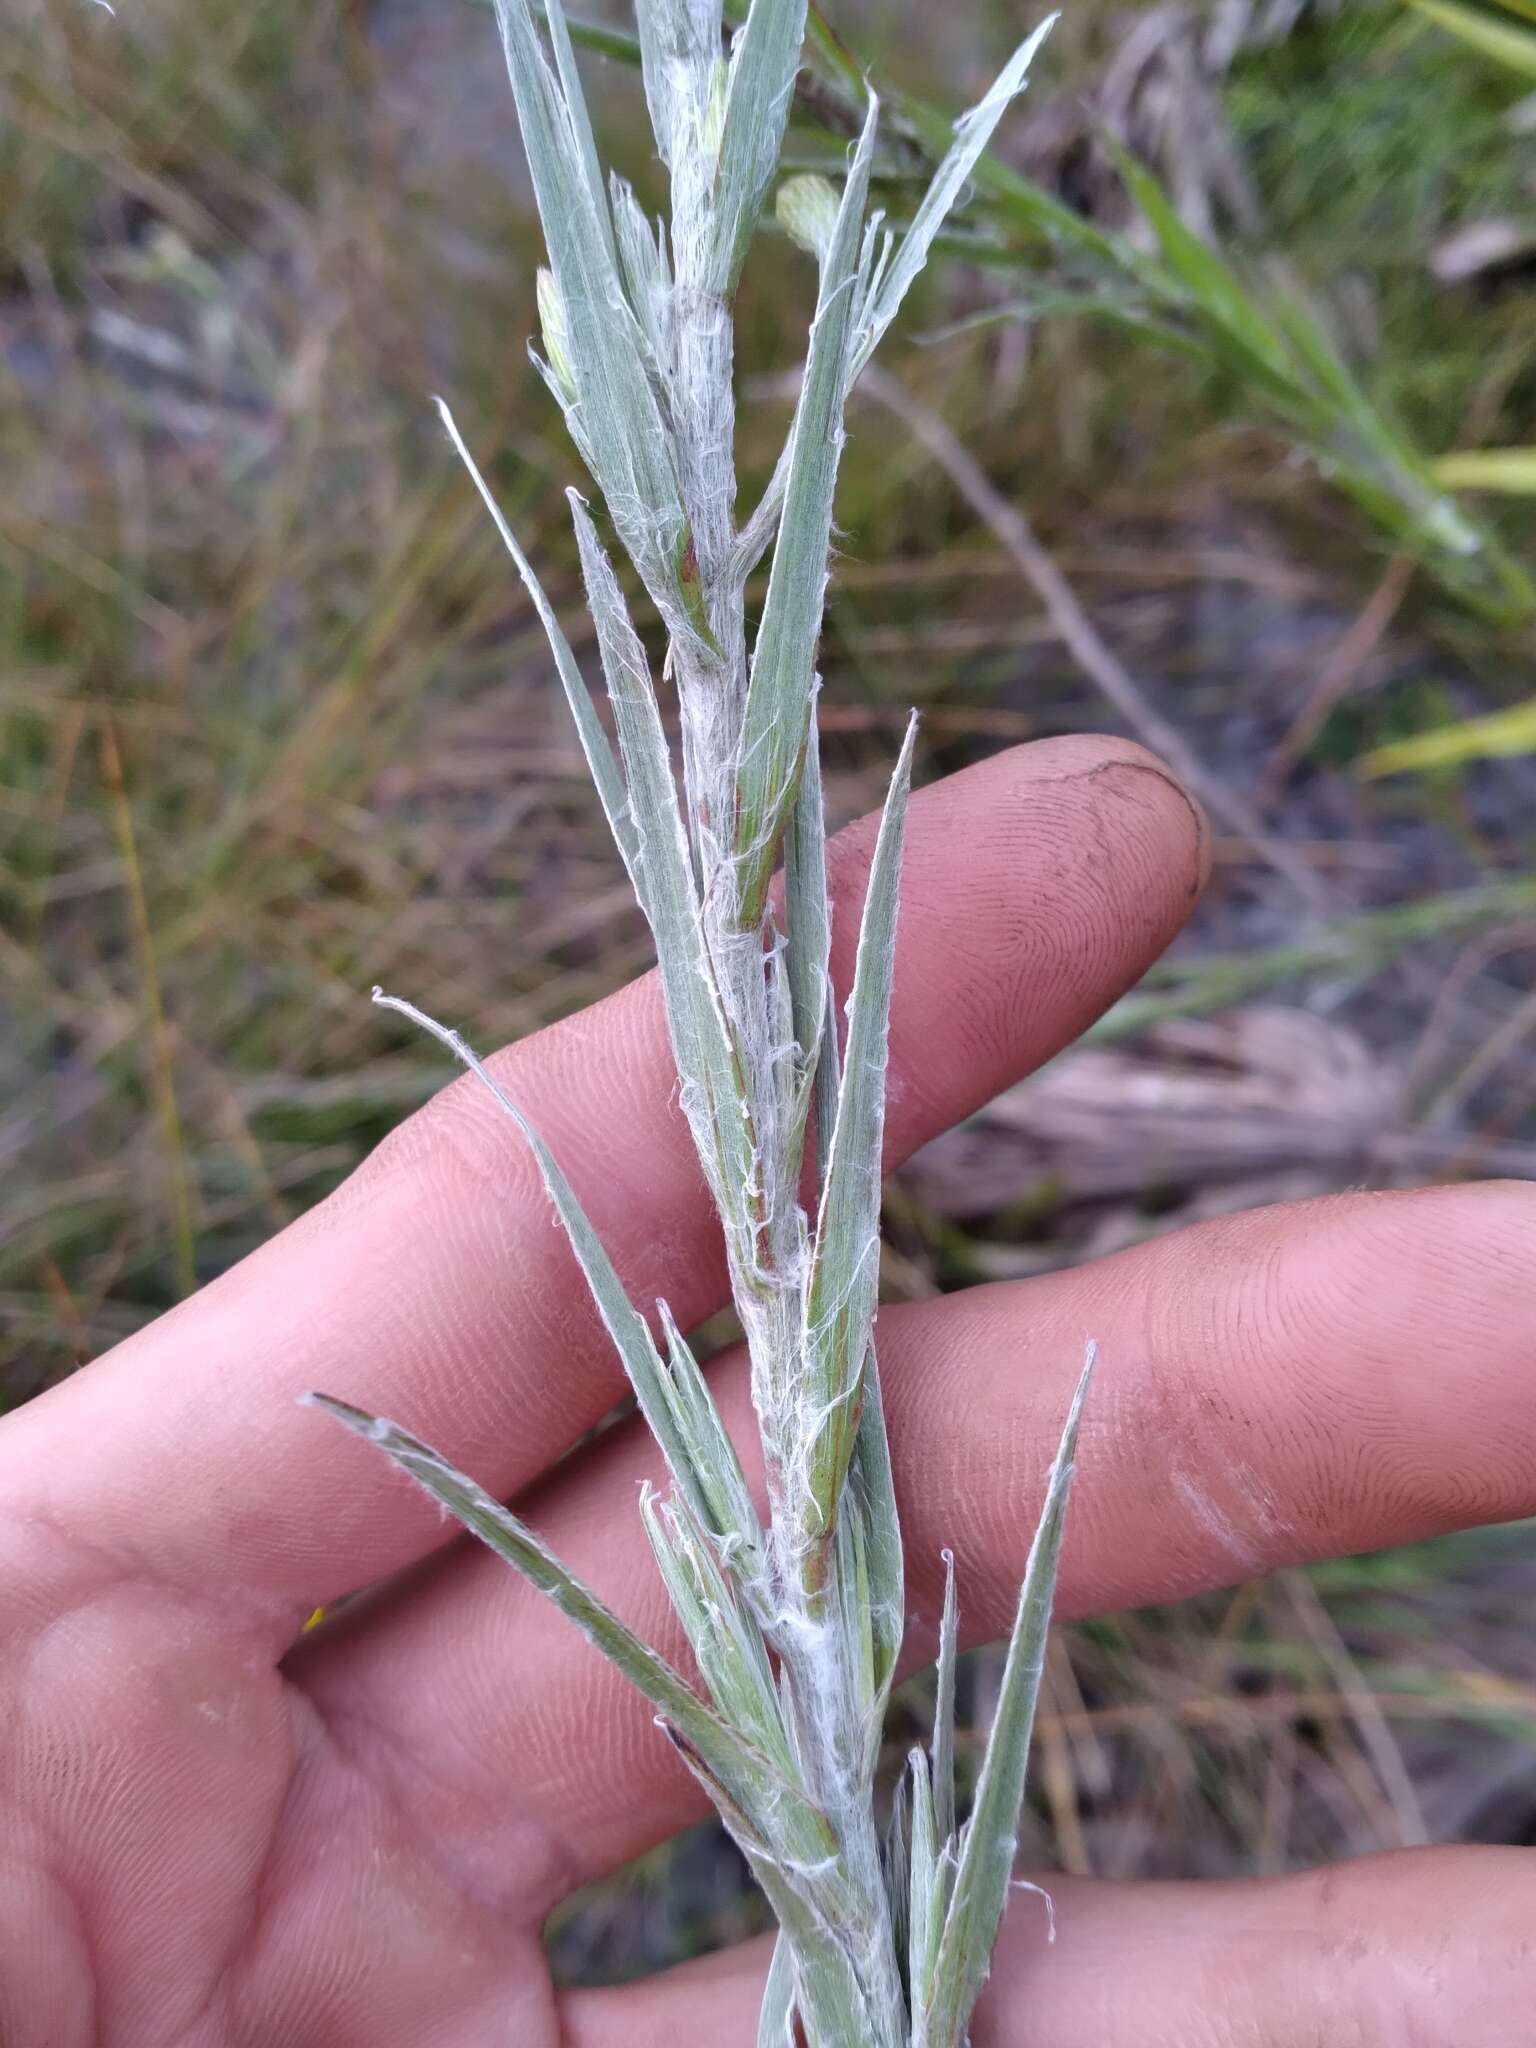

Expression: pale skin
xmin=4 ymin=734 xmax=1535 ymax=2048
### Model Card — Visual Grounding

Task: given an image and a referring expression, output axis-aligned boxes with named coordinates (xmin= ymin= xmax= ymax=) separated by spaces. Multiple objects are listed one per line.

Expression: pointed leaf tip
xmin=920 ymin=1339 xmax=1095 ymax=2045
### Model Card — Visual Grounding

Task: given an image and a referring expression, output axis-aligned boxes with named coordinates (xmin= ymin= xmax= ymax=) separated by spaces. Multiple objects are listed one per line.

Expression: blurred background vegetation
xmin=5 ymin=0 xmax=1536 ymax=1986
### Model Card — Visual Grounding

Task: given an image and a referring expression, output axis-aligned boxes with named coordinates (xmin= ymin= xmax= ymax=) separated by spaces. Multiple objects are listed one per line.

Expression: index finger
xmin=0 ymin=738 xmax=1206 ymax=1644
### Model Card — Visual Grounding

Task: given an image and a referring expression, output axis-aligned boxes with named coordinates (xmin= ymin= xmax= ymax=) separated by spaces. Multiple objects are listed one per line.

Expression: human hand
xmin=4 ymin=737 xmax=1533 ymax=2047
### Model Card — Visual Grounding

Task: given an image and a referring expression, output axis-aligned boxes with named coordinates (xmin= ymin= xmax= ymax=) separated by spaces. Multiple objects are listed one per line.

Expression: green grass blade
xmin=1405 ymin=0 xmax=1536 ymax=73
xmin=713 ymin=0 xmax=811 ymax=292
xmin=1433 ymin=447 xmax=1536 ymax=495
xmin=1104 ymin=138 xmax=1295 ymax=387
xmin=920 ymin=1342 xmax=1095 ymax=2048
xmin=800 ymin=716 xmax=916 ymax=1546
xmin=564 ymin=10 xmax=646 ymax=62
xmin=1361 ymin=697 xmax=1536 ymax=776
xmin=731 ymin=96 xmax=878 ymax=930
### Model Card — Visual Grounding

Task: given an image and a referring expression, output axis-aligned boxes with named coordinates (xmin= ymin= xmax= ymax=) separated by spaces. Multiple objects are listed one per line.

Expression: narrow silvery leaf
xmin=566 ymin=492 xmax=761 ymax=1262
xmin=885 ymin=1754 xmax=912 ymax=1966
xmin=783 ymin=706 xmax=833 ymax=1162
xmin=656 ymin=1299 xmax=763 ymax=1564
xmin=732 ymin=95 xmax=879 ymax=929
xmin=854 ymin=15 xmax=1057 ymax=375
xmin=746 ymin=1877 xmax=878 ymax=2048
xmin=729 ymin=4 xmax=1040 ymax=589
xmin=640 ymin=1488 xmax=789 ymax=1764
xmin=306 ymin=1394 xmax=761 ymax=1803
xmin=932 ymin=1547 xmax=959 ymax=1845
xmin=854 ymin=209 xmax=895 ymax=336
xmin=310 ymin=1397 xmax=849 ymax=1924
xmin=536 ymin=0 xmax=617 ymax=259
xmin=711 ymin=0 xmax=811 ymax=291
xmin=834 ymin=1463 xmax=875 ymax=1703
xmin=757 ymin=1933 xmax=798 ymax=2047
xmin=908 ymin=1747 xmax=943 ymax=2011
xmin=799 ymin=715 xmax=917 ymax=1545
xmin=743 ymin=18 xmax=1054 ymax=574
xmin=492 ymin=0 xmax=684 ymax=603
xmin=849 ymin=1341 xmax=904 ymax=1715
xmin=433 ymin=400 xmax=637 ymax=884
xmin=609 ymin=175 xmax=676 ymax=381
xmin=919 ymin=1343 xmax=1096 ymax=2048
xmin=366 ymin=989 xmax=749 ymax=1569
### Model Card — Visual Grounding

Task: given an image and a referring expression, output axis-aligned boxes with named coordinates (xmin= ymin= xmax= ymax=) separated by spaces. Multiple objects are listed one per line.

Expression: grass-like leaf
xmin=656 ymin=1299 xmax=765 ymax=1565
xmin=784 ymin=708 xmax=834 ymax=1159
xmin=712 ymin=0 xmax=812 ymax=292
xmin=1361 ymin=696 xmax=1536 ymax=777
xmin=846 ymin=1339 xmax=905 ymax=1713
xmin=906 ymin=1747 xmax=946 ymax=2013
xmin=566 ymin=491 xmax=763 ymax=1266
xmin=432 ymin=400 xmax=637 ymax=884
xmin=853 ymin=15 xmax=1058 ymax=374
xmin=1433 ymin=447 xmax=1536 ymax=495
xmin=919 ymin=1342 xmax=1095 ymax=2048
xmin=731 ymin=96 xmax=879 ymax=929
xmin=1405 ymin=0 xmax=1536 ymax=73
xmin=758 ymin=1932 xmax=798 ymax=2045
xmin=932 ymin=1547 xmax=959 ymax=1845
xmin=306 ymin=1393 xmax=762 ymax=1802
xmin=491 ymin=0 xmax=684 ymax=605
xmin=640 ymin=1486 xmax=789 ymax=1764
xmin=799 ymin=716 xmax=917 ymax=1552
xmin=367 ymin=988 xmax=745 ymax=1553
